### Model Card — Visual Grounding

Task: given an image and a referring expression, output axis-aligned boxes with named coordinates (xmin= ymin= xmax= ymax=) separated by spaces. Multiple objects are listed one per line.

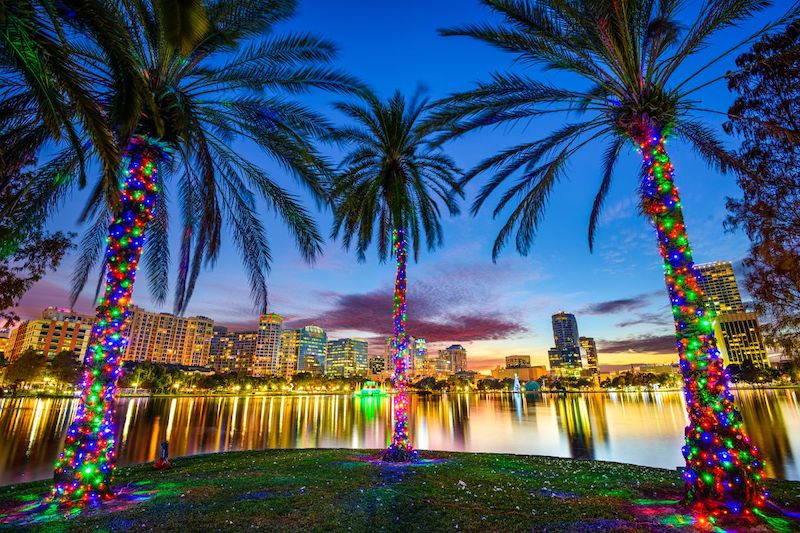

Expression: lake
xmin=1 ymin=389 xmax=799 ymax=486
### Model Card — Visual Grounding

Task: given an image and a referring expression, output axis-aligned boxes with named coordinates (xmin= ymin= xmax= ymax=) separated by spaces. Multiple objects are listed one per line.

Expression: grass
xmin=1 ymin=449 xmax=799 ymax=532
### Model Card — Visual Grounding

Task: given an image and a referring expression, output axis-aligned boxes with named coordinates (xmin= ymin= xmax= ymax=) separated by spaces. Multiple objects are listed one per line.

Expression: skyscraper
xmin=695 ymin=261 xmax=745 ymax=314
xmin=7 ymin=307 xmax=94 ymax=362
xmin=548 ymin=312 xmax=583 ymax=375
xmin=253 ymin=313 xmax=283 ymax=377
xmin=695 ymin=261 xmax=769 ymax=368
xmin=279 ymin=329 xmax=300 ymax=379
xmin=441 ymin=344 xmax=467 ymax=373
xmin=297 ymin=325 xmax=327 ymax=375
xmin=326 ymin=338 xmax=369 ymax=377
xmin=579 ymin=337 xmax=599 ymax=376
xmin=123 ymin=306 xmax=214 ymax=366
xmin=412 ymin=337 xmax=427 ymax=375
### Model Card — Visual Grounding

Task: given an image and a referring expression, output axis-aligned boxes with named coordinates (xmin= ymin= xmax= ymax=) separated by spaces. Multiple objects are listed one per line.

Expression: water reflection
xmin=1 ymin=389 xmax=798 ymax=485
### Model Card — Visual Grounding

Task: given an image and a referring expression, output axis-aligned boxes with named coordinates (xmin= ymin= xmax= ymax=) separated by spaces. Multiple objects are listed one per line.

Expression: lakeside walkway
xmin=1 ymin=449 xmax=799 ymax=532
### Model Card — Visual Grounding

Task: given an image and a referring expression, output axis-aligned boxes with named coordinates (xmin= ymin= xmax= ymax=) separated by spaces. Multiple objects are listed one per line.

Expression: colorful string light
xmin=53 ymin=136 xmax=164 ymax=503
xmin=383 ymin=228 xmax=416 ymax=462
xmin=639 ymin=127 xmax=766 ymax=518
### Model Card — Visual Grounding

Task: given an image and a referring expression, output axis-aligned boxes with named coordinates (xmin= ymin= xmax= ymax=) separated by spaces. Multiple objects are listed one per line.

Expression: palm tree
xmin=330 ymin=89 xmax=462 ymax=462
xmin=434 ymin=0 xmax=798 ymax=518
xmin=50 ymin=0 xmax=360 ymax=502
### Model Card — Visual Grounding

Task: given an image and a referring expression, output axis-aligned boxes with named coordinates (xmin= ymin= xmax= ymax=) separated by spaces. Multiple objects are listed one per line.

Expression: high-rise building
xmin=383 ymin=335 xmax=423 ymax=375
xmin=124 ymin=306 xmax=213 ymax=366
xmin=253 ymin=313 xmax=283 ymax=377
xmin=548 ymin=312 xmax=583 ymax=375
xmin=695 ymin=261 xmax=769 ymax=368
xmin=695 ymin=261 xmax=745 ymax=314
xmin=440 ymin=344 xmax=467 ymax=373
xmin=412 ymin=338 xmax=427 ymax=375
xmin=326 ymin=338 xmax=368 ymax=377
xmin=369 ymin=355 xmax=385 ymax=377
xmin=297 ymin=325 xmax=327 ymax=375
xmin=579 ymin=337 xmax=599 ymax=375
xmin=279 ymin=329 xmax=300 ymax=379
xmin=209 ymin=328 xmax=259 ymax=374
xmin=7 ymin=307 xmax=94 ymax=362
xmin=0 ymin=328 xmax=12 ymax=357
xmin=717 ymin=312 xmax=770 ymax=368
xmin=209 ymin=326 xmax=232 ymax=372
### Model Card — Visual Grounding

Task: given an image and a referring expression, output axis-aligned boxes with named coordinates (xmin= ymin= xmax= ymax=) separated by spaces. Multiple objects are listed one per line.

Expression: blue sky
xmin=17 ymin=1 xmax=784 ymax=371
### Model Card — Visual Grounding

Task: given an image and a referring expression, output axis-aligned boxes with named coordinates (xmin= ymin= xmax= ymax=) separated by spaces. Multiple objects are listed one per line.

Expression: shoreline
xmin=1 ymin=449 xmax=798 ymax=532
xmin=3 ymin=384 xmax=798 ymax=399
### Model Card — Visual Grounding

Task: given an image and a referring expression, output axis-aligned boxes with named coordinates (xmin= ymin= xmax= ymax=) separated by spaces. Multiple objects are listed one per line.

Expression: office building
xmin=0 ymin=328 xmax=12 ymax=357
xmin=579 ymin=337 xmax=599 ymax=375
xmin=124 ymin=306 xmax=213 ymax=366
xmin=297 ymin=325 xmax=327 ymax=375
xmin=209 ymin=328 xmax=259 ymax=374
xmin=492 ymin=365 xmax=547 ymax=382
xmin=326 ymin=338 xmax=369 ymax=377
xmin=279 ymin=329 xmax=300 ymax=378
xmin=548 ymin=312 xmax=583 ymax=375
xmin=253 ymin=313 xmax=283 ymax=377
xmin=695 ymin=261 xmax=769 ymax=368
xmin=412 ymin=338 xmax=427 ymax=375
xmin=506 ymin=355 xmax=531 ymax=368
xmin=369 ymin=355 xmax=385 ymax=377
xmin=7 ymin=307 xmax=94 ymax=362
xmin=717 ymin=312 xmax=770 ymax=368
xmin=441 ymin=344 xmax=467 ymax=373
xmin=695 ymin=261 xmax=745 ymax=314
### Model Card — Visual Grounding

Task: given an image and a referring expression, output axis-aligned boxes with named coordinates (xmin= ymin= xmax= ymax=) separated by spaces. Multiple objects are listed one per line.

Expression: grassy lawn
xmin=1 ymin=449 xmax=798 ymax=532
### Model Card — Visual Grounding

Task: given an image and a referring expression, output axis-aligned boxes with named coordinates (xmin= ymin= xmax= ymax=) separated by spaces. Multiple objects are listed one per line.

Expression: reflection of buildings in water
xmin=736 ymin=390 xmax=794 ymax=479
xmin=412 ymin=393 xmax=470 ymax=450
xmin=553 ymin=394 xmax=610 ymax=460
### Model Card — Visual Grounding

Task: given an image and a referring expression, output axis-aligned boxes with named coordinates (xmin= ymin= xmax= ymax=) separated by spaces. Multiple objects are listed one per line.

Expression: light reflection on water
xmin=0 ymin=389 xmax=798 ymax=485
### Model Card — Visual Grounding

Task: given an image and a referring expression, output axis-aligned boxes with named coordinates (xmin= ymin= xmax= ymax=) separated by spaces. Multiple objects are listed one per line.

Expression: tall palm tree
xmin=50 ymin=0 xmax=360 ymax=502
xmin=330 ymin=90 xmax=462 ymax=462
xmin=434 ymin=0 xmax=798 ymax=518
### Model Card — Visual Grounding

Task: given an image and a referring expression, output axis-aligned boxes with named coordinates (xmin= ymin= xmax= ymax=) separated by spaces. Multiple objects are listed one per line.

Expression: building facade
xmin=326 ymin=338 xmax=369 ymax=377
xmin=124 ymin=306 xmax=214 ymax=366
xmin=505 ymin=355 xmax=531 ymax=368
xmin=253 ymin=313 xmax=283 ymax=377
xmin=695 ymin=261 xmax=769 ymax=368
xmin=548 ymin=312 xmax=583 ymax=375
xmin=297 ymin=325 xmax=327 ymax=375
xmin=579 ymin=337 xmax=599 ymax=375
xmin=491 ymin=365 xmax=547 ymax=382
xmin=279 ymin=329 xmax=300 ymax=379
xmin=7 ymin=307 xmax=94 ymax=362
xmin=441 ymin=344 xmax=467 ymax=373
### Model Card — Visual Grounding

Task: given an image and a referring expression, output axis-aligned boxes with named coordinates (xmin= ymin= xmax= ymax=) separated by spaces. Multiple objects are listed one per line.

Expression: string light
xmin=383 ymin=228 xmax=416 ymax=462
xmin=53 ymin=136 xmax=165 ymax=503
xmin=639 ymin=126 xmax=766 ymax=519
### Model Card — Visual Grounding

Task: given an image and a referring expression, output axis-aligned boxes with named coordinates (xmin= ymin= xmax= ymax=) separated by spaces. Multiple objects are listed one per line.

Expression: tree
xmin=434 ymin=0 xmax=797 ymax=517
xmin=725 ymin=20 xmax=800 ymax=377
xmin=49 ymin=351 xmax=82 ymax=388
xmin=51 ymin=0 xmax=360 ymax=502
xmin=4 ymin=348 xmax=45 ymax=385
xmin=330 ymin=89 xmax=462 ymax=461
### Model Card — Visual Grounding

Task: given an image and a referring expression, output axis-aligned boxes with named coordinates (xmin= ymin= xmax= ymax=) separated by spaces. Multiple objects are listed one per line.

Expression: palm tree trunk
xmin=638 ymin=131 xmax=766 ymax=516
xmin=53 ymin=136 xmax=162 ymax=502
xmin=383 ymin=227 xmax=415 ymax=462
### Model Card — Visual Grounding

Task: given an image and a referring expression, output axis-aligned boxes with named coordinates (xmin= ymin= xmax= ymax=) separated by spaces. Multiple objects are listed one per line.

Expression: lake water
xmin=1 ymin=389 xmax=799 ymax=486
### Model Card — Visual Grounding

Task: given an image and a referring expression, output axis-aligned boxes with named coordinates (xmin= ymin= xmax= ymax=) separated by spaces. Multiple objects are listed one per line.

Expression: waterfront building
xmin=253 ymin=313 xmax=283 ymax=377
xmin=491 ymin=365 xmax=547 ymax=382
xmin=0 ymin=328 xmax=11 ymax=357
xmin=717 ymin=312 xmax=770 ymax=368
xmin=208 ymin=326 xmax=231 ymax=372
xmin=208 ymin=329 xmax=260 ymax=374
xmin=412 ymin=337 xmax=427 ymax=375
xmin=124 ymin=306 xmax=214 ymax=366
xmin=695 ymin=261 xmax=769 ymax=368
xmin=279 ymin=329 xmax=300 ymax=378
xmin=297 ymin=325 xmax=327 ymax=375
xmin=579 ymin=337 xmax=599 ymax=375
xmin=368 ymin=355 xmax=385 ymax=377
xmin=505 ymin=355 xmax=531 ymax=368
xmin=441 ymin=344 xmax=467 ymax=373
xmin=326 ymin=338 xmax=369 ymax=377
xmin=548 ymin=312 xmax=583 ymax=375
xmin=7 ymin=307 xmax=94 ymax=362
xmin=695 ymin=261 xmax=745 ymax=314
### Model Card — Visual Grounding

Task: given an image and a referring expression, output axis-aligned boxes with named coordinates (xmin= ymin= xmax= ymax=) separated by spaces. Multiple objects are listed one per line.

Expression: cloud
xmin=597 ymin=334 xmax=676 ymax=354
xmin=578 ymin=290 xmax=664 ymax=316
xmin=284 ymin=287 xmax=526 ymax=345
xmin=614 ymin=312 xmax=669 ymax=328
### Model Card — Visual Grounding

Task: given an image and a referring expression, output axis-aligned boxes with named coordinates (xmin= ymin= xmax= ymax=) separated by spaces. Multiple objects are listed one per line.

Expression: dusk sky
xmin=16 ymin=1 xmax=782 ymax=372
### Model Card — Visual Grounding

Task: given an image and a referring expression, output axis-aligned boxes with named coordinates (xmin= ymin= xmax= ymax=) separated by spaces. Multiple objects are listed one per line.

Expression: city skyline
xmin=7 ymin=0 xmax=781 ymax=372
